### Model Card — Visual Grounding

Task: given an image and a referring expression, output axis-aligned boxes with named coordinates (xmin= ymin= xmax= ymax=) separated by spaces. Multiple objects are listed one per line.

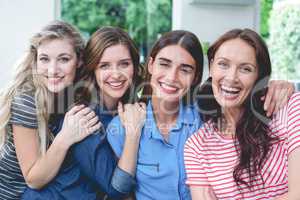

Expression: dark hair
xmin=76 ymin=26 xmax=143 ymax=106
xmin=141 ymin=30 xmax=203 ymax=104
xmin=197 ymin=28 xmax=276 ymax=188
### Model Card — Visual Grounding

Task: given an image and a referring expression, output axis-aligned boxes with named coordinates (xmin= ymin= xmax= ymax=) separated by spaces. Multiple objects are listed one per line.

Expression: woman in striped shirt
xmin=184 ymin=28 xmax=299 ymax=199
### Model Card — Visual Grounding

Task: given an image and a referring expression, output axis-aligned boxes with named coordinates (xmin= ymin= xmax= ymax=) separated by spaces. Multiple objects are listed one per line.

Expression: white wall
xmin=0 ymin=0 xmax=59 ymax=86
xmin=172 ymin=0 xmax=260 ymax=81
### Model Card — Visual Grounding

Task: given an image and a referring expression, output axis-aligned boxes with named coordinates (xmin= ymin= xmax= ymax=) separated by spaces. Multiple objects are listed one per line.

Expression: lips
xmin=47 ymin=76 xmax=64 ymax=84
xmin=220 ymin=85 xmax=241 ymax=100
xmin=159 ymin=81 xmax=179 ymax=94
xmin=106 ymin=80 xmax=126 ymax=89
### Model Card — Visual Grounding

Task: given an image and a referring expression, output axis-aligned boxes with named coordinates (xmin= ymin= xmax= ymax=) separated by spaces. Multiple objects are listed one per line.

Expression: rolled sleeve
xmin=111 ymin=166 xmax=136 ymax=194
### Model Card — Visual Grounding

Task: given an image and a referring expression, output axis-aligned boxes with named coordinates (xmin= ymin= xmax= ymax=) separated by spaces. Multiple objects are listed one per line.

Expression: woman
xmin=0 ymin=20 xmax=99 ymax=200
xmin=21 ymin=26 xmax=145 ymax=199
xmin=184 ymin=28 xmax=299 ymax=199
xmin=107 ymin=30 xmax=204 ymax=200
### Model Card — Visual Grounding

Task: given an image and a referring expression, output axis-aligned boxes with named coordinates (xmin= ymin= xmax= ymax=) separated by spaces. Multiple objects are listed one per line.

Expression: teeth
xmin=160 ymin=83 xmax=178 ymax=91
xmin=221 ymin=85 xmax=240 ymax=92
xmin=107 ymin=81 xmax=124 ymax=87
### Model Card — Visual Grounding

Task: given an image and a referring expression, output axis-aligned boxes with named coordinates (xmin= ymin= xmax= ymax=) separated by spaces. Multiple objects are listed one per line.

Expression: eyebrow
xmin=38 ymin=53 xmax=72 ymax=57
xmin=216 ymin=57 xmax=256 ymax=68
xmin=158 ymin=57 xmax=194 ymax=69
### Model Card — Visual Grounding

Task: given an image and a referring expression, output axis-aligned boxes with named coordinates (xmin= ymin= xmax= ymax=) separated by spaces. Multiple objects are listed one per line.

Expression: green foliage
xmin=61 ymin=0 xmax=172 ymax=57
xmin=260 ymin=0 xmax=273 ymax=38
xmin=268 ymin=3 xmax=300 ymax=80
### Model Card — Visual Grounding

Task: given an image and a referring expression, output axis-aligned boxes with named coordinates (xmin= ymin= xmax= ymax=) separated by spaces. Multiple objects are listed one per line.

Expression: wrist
xmin=53 ymin=132 xmax=72 ymax=151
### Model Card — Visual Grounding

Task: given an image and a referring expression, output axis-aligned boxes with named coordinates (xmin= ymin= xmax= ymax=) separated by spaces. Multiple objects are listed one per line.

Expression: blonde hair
xmin=0 ymin=20 xmax=85 ymax=154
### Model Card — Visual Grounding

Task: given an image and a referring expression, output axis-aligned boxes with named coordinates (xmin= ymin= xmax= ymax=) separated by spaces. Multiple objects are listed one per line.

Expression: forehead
xmin=214 ymin=38 xmax=256 ymax=64
xmin=101 ymin=44 xmax=131 ymax=60
xmin=156 ymin=45 xmax=196 ymax=66
xmin=37 ymin=38 xmax=75 ymax=55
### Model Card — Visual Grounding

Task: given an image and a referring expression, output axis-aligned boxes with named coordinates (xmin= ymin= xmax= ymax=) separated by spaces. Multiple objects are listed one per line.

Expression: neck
xmin=100 ymin=91 xmax=118 ymax=112
xmin=219 ymin=107 xmax=243 ymax=137
xmin=152 ymin=96 xmax=179 ymax=140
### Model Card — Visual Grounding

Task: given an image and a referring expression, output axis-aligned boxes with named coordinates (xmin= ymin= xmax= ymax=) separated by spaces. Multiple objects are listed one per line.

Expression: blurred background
xmin=1 ymin=0 xmax=299 ymax=90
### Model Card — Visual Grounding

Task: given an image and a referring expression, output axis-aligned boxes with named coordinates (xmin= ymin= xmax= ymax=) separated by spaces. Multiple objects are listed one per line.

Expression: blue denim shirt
xmin=21 ymin=104 xmax=135 ymax=200
xmin=107 ymin=100 xmax=202 ymax=200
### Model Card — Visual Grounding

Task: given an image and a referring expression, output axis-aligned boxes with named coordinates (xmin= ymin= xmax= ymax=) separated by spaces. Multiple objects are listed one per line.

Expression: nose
xmin=225 ymin=65 xmax=239 ymax=82
xmin=47 ymin=60 xmax=59 ymax=76
xmin=165 ymin=66 xmax=177 ymax=81
xmin=111 ymin=65 xmax=122 ymax=79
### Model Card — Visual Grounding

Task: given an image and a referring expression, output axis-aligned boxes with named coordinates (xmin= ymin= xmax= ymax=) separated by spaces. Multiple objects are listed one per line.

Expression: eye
xmin=180 ymin=66 xmax=193 ymax=74
xmin=159 ymin=62 xmax=170 ymax=67
xmin=59 ymin=57 xmax=70 ymax=63
xmin=98 ymin=63 xmax=109 ymax=69
xmin=39 ymin=57 xmax=49 ymax=63
xmin=239 ymin=65 xmax=254 ymax=73
xmin=119 ymin=61 xmax=130 ymax=68
xmin=217 ymin=61 xmax=229 ymax=69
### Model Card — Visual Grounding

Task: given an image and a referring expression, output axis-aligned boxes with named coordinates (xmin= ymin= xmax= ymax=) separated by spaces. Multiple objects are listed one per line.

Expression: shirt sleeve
xmin=287 ymin=92 xmax=300 ymax=155
xmin=9 ymin=92 xmax=38 ymax=129
xmin=184 ymin=133 xmax=210 ymax=187
xmin=106 ymin=116 xmax=126 ymax=158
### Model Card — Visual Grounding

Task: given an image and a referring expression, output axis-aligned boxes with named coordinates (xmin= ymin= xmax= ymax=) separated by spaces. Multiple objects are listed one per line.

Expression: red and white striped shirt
xmin=184 ymin=92 xmax=300 ymax=199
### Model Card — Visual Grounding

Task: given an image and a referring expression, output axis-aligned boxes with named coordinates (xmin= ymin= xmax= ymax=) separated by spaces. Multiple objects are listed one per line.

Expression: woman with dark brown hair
xmin=184 ymin=28 xmax=300 ymax=199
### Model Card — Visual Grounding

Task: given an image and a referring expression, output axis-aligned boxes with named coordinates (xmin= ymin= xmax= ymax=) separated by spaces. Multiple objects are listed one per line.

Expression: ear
xmin=147 ymin=57 xmax=154 ymax=75
xmin=208 ymin=59 xmax=214 ymax=77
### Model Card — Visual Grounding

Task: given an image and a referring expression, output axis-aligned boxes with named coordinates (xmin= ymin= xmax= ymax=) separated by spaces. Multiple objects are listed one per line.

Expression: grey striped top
xmin=0 ymin=92 xmax=37 ymax=200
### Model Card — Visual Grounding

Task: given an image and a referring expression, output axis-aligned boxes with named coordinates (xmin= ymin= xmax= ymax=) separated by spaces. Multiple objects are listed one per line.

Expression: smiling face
xmin=148 ymin=45 xmax=196 ymax=103
xmin=37 ymin=38 xmax=78 ymax=93
xmin=94 ymin=44 xmax=134 ymax=104
xmin=210 ymin=38 xmax=259 ymax=110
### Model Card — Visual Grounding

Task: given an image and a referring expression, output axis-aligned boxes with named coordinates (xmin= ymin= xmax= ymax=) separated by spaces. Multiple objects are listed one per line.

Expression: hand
xmin=118 ymin=102 xmax=146 ymax=138
xmin=60 ymin=105 xmax=101 ymax=147
xmin=262 ymin=80 xmax=294 ymax=117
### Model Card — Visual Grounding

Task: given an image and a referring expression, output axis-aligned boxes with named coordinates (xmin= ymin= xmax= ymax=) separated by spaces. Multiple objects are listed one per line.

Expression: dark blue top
xmin=21 ymin=103 xmax=135 ymax=200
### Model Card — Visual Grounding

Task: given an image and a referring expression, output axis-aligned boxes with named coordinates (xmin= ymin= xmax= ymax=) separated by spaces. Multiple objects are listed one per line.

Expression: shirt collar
xmin=144 ymin=100 xmax=197 ymax=139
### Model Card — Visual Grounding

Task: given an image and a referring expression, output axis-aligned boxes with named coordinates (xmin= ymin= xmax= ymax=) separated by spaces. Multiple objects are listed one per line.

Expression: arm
xmin=263 ymin=80 xmax=294 ymax=116
xmin=287 ymin=93 xmax=300 ymax=199
xmin=72 ymin=102 xmax=146 ymax=197
xmin=117 ymin=102 xmax=146 ymax=176
xmin=190 ymin=186 xmax=217 ymax=200
xmin=14 ymin=105 xmax=100 ymax=189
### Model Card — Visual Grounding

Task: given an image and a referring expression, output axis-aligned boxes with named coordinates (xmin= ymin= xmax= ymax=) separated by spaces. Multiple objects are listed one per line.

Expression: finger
xmin=264 ymin=83 xmax=275 ymax=111
xmin=77 ymin=107 xmax=93 ymax=116
xmin=86 ymin=116 xmax=99 ymax=127
xmin=260 ymin=95 xmax=265 ymax=101
xmin=85 ymin=110 xmax=96 ymax=121
xmin=139 ymin=102 xmax=146 ymax=110
xmin=266 ymin=100 xmax=275 ymax=117
xmin=67 ymin=104 xmax=85 ymax=116
xmin=118 ymin=101 xmax=124 ymax=114
xmin=88 ymin=122 xmax=102 ymax=134
xmin=275 ymin=89 xmax=288 ymax=113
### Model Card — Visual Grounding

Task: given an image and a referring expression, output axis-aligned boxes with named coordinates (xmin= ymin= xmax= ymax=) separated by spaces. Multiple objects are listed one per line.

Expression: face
xmin=94 ymin=44 xmax=134 ymax=103
xmin=210 ymin=38 xmax=259 ymax=110
xmin=37 ymin=39 xmax=78 ymax=93
xmin=148 ymin=45 xmax=196 ymax=103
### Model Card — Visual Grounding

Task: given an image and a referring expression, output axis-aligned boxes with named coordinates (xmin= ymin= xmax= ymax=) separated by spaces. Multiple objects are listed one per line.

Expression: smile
xmin=106 ymin=80 xmax=126 ymax=89
xmin=220 ymin=85 xmax=241 ymax=99
xmin=159 ymin=81 xmax=179 ymax=94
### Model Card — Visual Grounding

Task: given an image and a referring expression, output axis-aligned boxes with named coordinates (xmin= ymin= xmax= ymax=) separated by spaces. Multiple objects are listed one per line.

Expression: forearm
xmin=118 ymin=129 xmax=141 ymax=176
xmin=25 ymin=135 xmax=70 ymax=189
xmin=273 ymin=193 xmax=288 ymax=200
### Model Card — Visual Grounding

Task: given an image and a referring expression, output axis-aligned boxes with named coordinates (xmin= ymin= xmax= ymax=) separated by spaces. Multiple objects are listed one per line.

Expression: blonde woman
xmin=0 ymin=21 xmax=100 ymax=200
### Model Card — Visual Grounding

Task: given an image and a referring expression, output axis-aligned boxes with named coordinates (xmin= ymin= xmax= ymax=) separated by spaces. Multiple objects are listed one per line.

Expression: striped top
xmin=0 ymin=92 xmax=38 ymax=200
xmin=184 ymin=92 xmax=300 ymax=200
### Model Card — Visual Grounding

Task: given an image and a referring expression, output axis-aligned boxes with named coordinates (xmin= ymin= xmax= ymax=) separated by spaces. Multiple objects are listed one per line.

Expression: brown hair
xmin=77 ymin=26 xmax=143 ymax=105
xmin=142 ymin=30 xmax=203 ymax=104
xmin=198 ymin=28 xmax=275 ymax=189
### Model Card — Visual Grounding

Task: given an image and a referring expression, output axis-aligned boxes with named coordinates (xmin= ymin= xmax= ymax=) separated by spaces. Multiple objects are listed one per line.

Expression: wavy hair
xmin=0 ymin=20 xmax=85 ymax=154
xmin=197 ymin=28 xmax=276 ymax=189
xmin=141 ymin=30 xmax=203 ymax=104
xmin=76 ymin=26 xmax=144 ymax=107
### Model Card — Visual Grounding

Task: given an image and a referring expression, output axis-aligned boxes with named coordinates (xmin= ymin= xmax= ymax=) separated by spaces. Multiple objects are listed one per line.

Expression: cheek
xmin=94 ymin=70 xmax=108 ymax=84
xmin=122 ymin=66 xmax=134 ymax=81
